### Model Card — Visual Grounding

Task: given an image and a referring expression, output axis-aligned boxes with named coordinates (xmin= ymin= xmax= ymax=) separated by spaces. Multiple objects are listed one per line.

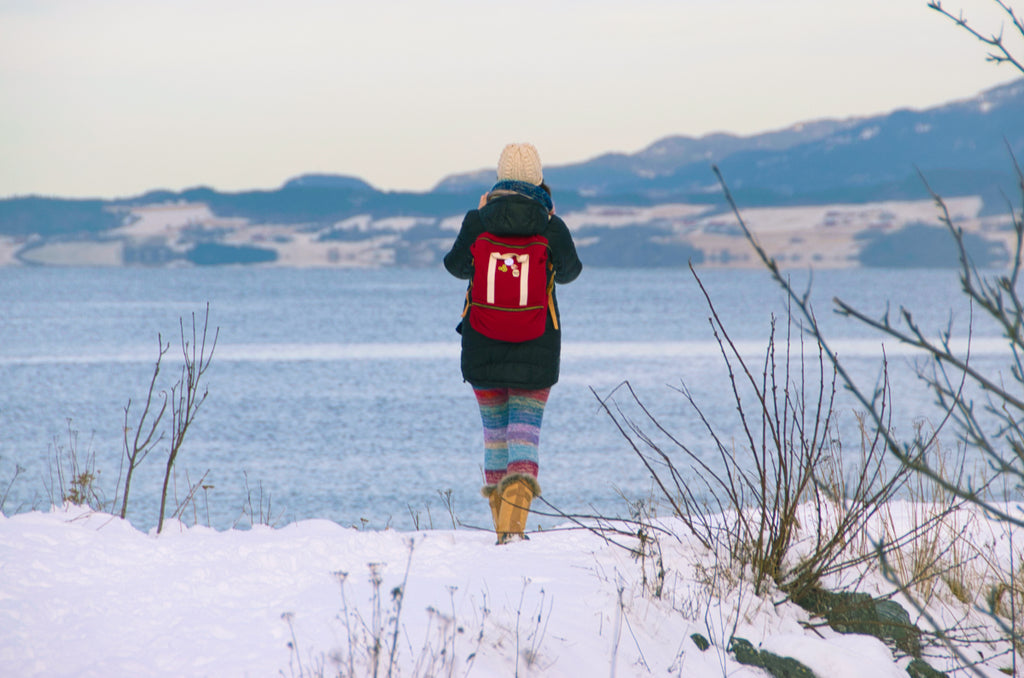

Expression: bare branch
xmin=928 ymin=1 xmax=1024 ymax=73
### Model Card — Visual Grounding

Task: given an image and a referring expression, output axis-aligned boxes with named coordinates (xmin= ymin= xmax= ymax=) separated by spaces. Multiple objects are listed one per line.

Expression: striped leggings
xmin=473 ymin=387 xmax=551 ymax=485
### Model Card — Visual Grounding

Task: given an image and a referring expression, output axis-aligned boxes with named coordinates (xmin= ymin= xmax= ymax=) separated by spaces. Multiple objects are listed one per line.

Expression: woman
xmin=444 ymin=143 xmax=582 ymax=543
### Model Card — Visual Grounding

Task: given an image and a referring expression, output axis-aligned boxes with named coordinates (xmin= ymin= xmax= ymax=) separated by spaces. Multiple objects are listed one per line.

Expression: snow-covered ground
xmin=2 ymin=501 xmax=1020 ymax=677
xmin=3 ymin=194 xmax=1010 ymax=270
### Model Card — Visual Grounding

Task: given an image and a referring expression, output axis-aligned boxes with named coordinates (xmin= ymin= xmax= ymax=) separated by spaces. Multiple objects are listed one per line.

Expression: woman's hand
xmin=478 ymin=193 xmax=488 ymax=209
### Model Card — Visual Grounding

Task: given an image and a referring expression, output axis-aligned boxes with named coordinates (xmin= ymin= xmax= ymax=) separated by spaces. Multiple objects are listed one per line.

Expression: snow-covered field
xmin=3 ymin=194 xmax=1010 ymax=269
xmin=2 ymin=502 xmax=1019 ymax=677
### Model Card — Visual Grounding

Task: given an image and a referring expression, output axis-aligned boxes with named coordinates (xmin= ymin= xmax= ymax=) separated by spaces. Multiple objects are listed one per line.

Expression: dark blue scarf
xmin=489 ymin=180 xmax=553 ymax=213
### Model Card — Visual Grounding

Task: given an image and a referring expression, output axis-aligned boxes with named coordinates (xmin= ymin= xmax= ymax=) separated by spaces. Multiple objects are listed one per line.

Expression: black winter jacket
xmin=444 ymin=194 xmax=582 ymax=389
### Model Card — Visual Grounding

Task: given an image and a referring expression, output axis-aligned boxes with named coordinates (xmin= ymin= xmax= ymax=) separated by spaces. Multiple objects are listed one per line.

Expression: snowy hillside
xmin=2 ymin=502 xmax=1020 ymax=677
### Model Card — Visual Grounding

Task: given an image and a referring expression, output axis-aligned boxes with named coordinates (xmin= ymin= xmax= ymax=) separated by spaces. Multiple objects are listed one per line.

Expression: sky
xmin=1 ymin=0 xmax=1021 ymax=199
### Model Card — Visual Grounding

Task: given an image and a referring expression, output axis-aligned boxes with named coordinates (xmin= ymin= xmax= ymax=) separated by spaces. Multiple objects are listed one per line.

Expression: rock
xmin=690 ymin=633 xmax=710 ymax=651
xmin=793 ymin=587 xmax=922 ymax=658
xmin=729 ymin=637 xmax=817 ymax=678
xmin=906 ymin=658 xmax=949 ymax=678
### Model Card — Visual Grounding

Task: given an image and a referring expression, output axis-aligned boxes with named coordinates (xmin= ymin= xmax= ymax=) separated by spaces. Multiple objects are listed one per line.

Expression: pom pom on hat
xmin=496 ymin=143 xmax=543 ymax=185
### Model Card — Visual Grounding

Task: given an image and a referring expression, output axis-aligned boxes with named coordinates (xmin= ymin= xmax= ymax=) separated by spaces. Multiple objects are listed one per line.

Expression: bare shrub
xmin=236 ymin=471 xmax=285 ymax=528
xmin=156 ymin=305 xmax=217 ymax=532
xmin=0 ymin=457 xmax=24 ymax=514
xmin=283 ymin=540 xmax=490 ymax=678
xmin=46 ymin=420 xmax=105 ymax=510
xmin=594 ymin=265 xmax=917 ymax=601
xmin=42 ymin=305 xmax=219 ymax=531
xmin=113 ymin=336 xmax=168 ymax=519
xmin=709 ymin=4 xmax=1024 ymax=656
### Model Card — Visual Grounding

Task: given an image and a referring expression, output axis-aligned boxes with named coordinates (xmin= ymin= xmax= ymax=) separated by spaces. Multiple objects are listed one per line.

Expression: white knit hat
xmin=496 ymin=143 xmax=543 ymax=185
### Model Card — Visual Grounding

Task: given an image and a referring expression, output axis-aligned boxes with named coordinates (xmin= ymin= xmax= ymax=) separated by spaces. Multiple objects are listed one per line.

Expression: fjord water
xmin=0 ymin=266 xmax=1009 ymax=531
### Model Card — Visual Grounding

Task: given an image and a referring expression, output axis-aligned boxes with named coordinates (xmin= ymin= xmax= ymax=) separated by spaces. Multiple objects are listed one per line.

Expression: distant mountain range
xmin=437 ymin=78 xmax=1024 ymax=209
xmin=2 ymin=78 xmax=1022 ymax=268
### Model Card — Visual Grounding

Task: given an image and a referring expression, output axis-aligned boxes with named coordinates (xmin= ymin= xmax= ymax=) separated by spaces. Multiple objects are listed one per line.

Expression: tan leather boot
xmin=481 ymin=484 xmax=501 ymax=536
xmin=495 ymin=474 xmax=541 ymax=544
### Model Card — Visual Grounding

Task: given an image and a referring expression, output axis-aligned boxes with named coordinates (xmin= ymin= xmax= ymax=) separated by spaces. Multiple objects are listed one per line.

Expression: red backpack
xmin=466 ymin=232 xmax=556 ymax=342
